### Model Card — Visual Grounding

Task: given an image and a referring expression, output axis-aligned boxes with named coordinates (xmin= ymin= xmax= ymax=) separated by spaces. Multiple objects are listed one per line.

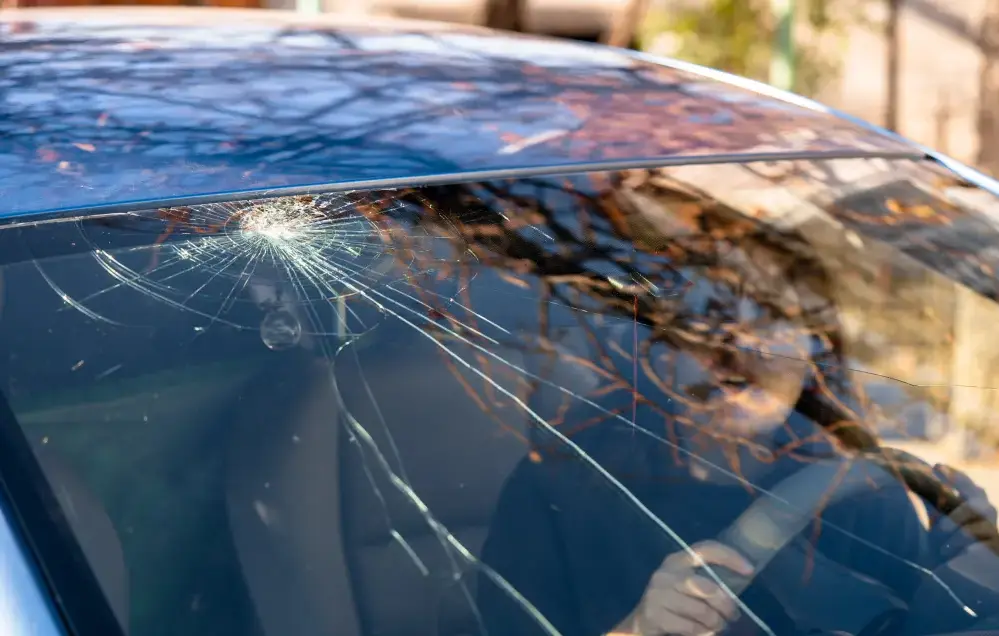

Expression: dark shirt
xmin=477 ymin=420 xmax=976 ymax=636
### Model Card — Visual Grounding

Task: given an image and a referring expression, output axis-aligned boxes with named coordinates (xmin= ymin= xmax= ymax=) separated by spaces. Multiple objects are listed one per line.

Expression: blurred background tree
xmin=483 ymin=0 xmax=525 ymax=31
xmin=978 ymin=0 xmax=999 ymax=176
xmin=638 ymin=0 xmax=873 ymax=99
xmin=604 ymin=0 xmax=651 ymax=47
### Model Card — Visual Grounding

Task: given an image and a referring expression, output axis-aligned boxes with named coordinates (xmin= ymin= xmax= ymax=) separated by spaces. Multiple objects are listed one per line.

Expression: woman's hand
xmin=612 ymin=541 xmax=754 ymax=636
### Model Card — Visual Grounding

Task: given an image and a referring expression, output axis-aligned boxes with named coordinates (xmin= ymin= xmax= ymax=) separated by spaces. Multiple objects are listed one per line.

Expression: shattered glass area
xmin=41 ymin=193 xmax=404 ymax=347
xmin=4 ymin=161 xmax=999 ymax=636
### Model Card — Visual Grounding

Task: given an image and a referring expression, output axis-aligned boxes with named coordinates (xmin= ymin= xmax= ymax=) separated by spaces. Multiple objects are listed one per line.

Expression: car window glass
xmin=1 ymin=160 xmax=999 ymax=636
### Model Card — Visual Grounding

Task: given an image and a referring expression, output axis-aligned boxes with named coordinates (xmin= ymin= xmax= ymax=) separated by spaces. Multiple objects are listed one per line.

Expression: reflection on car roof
xmin=0 ymin=9 xmax=918 ymax=217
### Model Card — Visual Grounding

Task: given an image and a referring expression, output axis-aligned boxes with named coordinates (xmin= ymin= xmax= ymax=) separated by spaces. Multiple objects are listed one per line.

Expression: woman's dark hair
xmin=401 ymin=169 xmax=869 ymax=474
xmin=401 ymin=166 xmax=991 ymax=533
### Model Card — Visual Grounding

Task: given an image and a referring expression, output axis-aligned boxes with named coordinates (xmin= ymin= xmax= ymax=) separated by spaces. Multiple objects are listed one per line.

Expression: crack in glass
xmin=20 ymin=160 xmax=999 ymax=635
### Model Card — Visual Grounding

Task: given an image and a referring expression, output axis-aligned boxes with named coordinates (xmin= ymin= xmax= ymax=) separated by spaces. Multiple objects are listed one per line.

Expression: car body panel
xmin=0 ymin=493 xmax=66 ymax=636
xmin=0 ymin=7 xmax=919 ymax=218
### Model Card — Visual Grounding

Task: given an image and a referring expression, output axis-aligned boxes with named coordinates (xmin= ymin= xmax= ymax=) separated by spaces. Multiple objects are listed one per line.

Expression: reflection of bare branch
xmin=392 ymin=168 xmax=994 ymax=544
xmin=33 ymin=154 xmax=994 ymax=539
xmin=0 ymin=19 xmax=915 ymax=215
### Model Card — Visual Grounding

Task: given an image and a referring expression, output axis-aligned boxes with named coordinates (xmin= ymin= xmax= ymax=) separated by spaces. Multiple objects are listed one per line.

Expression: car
xmin=4 ymin=6 xmax=999 ymax=636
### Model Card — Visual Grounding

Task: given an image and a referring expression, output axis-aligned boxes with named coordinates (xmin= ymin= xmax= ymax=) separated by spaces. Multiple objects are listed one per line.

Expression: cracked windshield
xmin=8 ymin=157 xmax=999 ymax=636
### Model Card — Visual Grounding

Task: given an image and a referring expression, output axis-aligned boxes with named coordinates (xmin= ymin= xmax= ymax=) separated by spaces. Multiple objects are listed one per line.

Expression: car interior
xmin=2 ymin=274 xmax=547 ymax=636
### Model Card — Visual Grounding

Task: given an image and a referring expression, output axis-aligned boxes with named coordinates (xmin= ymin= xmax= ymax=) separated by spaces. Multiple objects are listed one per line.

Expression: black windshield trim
xmin=0 ymin=148 xmax=925 ymax=227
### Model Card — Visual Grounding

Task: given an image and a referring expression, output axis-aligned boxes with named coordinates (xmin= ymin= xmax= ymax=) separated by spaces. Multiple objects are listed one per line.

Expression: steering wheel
xmin=698 ymin=449 xmax=998 ymax=636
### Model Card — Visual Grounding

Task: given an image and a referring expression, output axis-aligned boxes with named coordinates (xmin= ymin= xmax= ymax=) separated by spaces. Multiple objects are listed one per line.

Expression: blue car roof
xmin=0 ymin=8 xmax=919 ymax=218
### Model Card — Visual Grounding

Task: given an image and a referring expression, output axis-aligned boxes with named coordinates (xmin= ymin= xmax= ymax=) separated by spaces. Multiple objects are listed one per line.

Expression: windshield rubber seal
xmin=0 ymin=148 xmax=926 ymax=227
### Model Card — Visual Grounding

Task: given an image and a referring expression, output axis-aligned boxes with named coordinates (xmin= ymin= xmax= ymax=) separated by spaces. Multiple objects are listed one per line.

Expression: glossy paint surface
xmin=0 ymin=9 xmax=917 ymax=217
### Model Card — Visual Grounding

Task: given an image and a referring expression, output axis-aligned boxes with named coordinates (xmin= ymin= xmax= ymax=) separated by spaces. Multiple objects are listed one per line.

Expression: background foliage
xmin=639 ymin=0 xmax=874 ymax=98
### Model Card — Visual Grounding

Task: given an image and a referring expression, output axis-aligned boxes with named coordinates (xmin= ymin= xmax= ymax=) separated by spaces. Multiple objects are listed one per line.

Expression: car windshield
xmin=3 ymin=157 xmax=999 ymax=636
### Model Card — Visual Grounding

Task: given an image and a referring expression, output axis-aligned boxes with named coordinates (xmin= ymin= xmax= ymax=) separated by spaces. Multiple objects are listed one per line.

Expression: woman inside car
xmin=475 ymin=174 xmax=999 ymax=636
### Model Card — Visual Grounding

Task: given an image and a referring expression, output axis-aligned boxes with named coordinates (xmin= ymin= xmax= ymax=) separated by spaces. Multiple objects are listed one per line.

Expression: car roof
xmin=0 ymin=7 xmax=920 ymax=218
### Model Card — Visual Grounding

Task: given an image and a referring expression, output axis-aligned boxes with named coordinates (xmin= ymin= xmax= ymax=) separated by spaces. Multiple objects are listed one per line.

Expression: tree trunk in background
xmin=483 ymin=0 xmax=525 ymax=32
xmin=884 ymin=0 xmax=901 ymax=132
xmin=978 ymin=0 xmax=999 ymax=176
xmin=603 ymin=0 xmax=650 ymax=48
xmin=769 ymin=0 xmax=796 ymax=91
